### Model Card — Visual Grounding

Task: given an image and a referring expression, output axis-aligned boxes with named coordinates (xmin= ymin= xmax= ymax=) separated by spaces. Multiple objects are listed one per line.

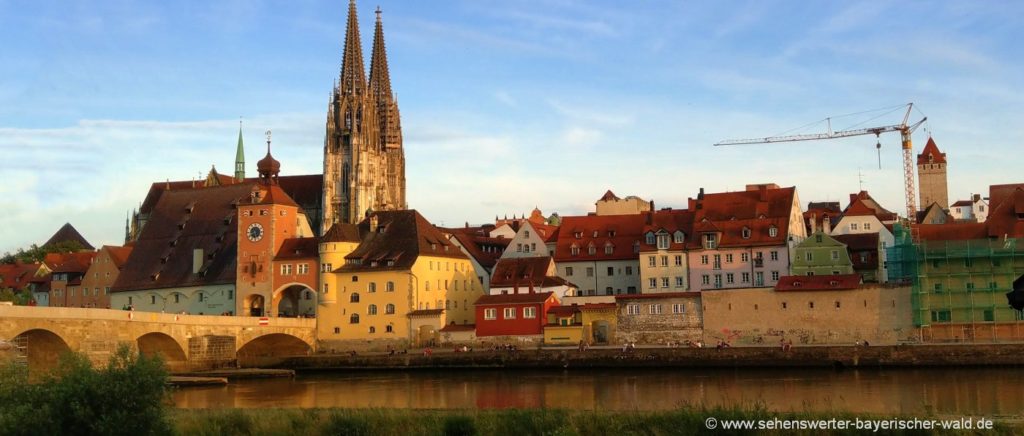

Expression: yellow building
xmin=317 ymin=210 xmax=482 ymax=350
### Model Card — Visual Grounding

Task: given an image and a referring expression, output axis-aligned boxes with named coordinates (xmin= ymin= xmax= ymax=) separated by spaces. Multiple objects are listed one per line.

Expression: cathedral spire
xmin=339 ymin=0 xmax=366 ymax=95
xmin=235 ymin=118 xmax=245 ymax=182
xmin=369 ymin=6 xmax=392 ymax=101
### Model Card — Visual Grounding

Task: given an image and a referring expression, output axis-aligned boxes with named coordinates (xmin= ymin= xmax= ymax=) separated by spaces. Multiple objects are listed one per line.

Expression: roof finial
xmin=376 ymin=5 xmax=382 ymax=19
xmin=265 ymin=129 xmax=272 ymax=154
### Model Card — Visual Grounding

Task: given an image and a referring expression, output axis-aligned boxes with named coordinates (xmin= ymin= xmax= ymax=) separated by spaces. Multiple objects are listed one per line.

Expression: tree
xmin=1 ymin=240 xmax=86 ymax=265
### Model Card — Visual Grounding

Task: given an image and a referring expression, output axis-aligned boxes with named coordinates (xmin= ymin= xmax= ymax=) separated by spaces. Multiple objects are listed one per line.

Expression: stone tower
xmin=917 ymin=137 xmax=948 ymax=209
xmin=322 ymin=0 xmax=405 ymax=230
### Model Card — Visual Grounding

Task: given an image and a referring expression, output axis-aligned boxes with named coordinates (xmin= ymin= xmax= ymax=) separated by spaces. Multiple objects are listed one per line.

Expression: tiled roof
xmin=259 ymin=184 xmax=299 ymax=207
xmin=640 ymin=209 xmax=694 ymax=252
xmin=598 ymin=190 xmax=620 ymax=202
xmin=950 ymin=200 xmax=973 ymax=207
xmin=914 ymin=222 xmax=988 ymax=242
xmin=491 ymin=256 xmax=573 ymax=288
xmin=51 ymin=252 xmax=96 ymax=274
xmin=322 ymin=223 xmax=362 ymax=243
xmin=553 ymin=214 xmax=648 ymax=262
xmin=449 ymin=232 xmax=507 ymax=269
xmin=274 ymin=237 xmax=319 ymax=260
xmin=916 ymin=137 xmax=946 ymax=165
xmin=408 ymin=309 xmax=445 ymax=316
xmin=113 ymin=183 xmax=256 ymax=292
xmin=440 ymin=323 xmax=475 ymax=332
xmin=832 ymin=233 xmax=878 ymax=251
xmin=616 ymin=292 xmax=700 ymax=300
xmin=842 ymin=191 xmax=898 ymax=222
xmin=0 ymin=263 xmax=44 ymax=291
xmin=985 ymin=185 xmax=1024 ymax=238
xmin=546 ymin=305 xmax=580 ymax=317
xmin=689 ymin=185 xmax=797 ymax=249
xmin=775 ymin=274 xmax=861 ymax=291
xmin=474 ymin=292 xmax=555 ymax=306
xmin=43 ymin=223 xmax=94 ymax=250
xmin=339 ymin=210 xmax=468 ymax=272
xmin=104 ymin=245 xmax=135 ymax=269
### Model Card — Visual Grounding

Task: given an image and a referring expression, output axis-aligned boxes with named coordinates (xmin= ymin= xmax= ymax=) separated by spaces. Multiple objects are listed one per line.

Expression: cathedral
xmin=322 ymin=0 xmax=406 ymax=227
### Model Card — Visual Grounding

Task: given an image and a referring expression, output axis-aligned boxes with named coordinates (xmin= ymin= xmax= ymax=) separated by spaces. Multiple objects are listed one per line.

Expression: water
xmin=173 ymin=368 xmax=1024 ymax=416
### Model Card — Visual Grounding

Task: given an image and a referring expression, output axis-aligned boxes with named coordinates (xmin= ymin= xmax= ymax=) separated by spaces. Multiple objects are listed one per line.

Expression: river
xmin=172 ymin=367 xmax=1024 ymax=416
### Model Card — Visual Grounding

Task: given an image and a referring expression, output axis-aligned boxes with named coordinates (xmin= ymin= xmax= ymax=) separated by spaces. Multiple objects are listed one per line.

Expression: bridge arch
xmin=237 ymin=333 xmax=312 ymax=367
xmin=136 ymin=332 xmax=187 ymax=371
xmin=272 ymin=282 xmax=317 ymax=318
xmin=13 ymin=328 xmax=72 ymax=376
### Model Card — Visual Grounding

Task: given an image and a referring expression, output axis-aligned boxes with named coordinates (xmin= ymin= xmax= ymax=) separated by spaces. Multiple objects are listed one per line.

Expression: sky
xmin=1 ymin=0 xmax=1023 ymax=253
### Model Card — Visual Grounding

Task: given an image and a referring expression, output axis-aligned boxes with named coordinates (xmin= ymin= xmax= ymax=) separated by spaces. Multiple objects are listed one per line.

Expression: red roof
xmin=274 ymin=238 xmax=319 ymax=260
xmin=843 ymin=191 xmax=898 ymax=222
xmin=340 ymin=210 xmax=468 ymax=272
xmin=775 ymin=274 xmax=861 ymax=291
xmin=950 ymin=200 xmax=973 ymax=207
xmin=474 ymin=292 xmax=556 ymax=306
xmin=554 ymin=214 xmax=648 ymax=262
xmin=490 ymin=256 xmax=573 ymax=289
xmin=640 ymin=209 xmax=694 ymax=252
xmin=985 ymin=185 xmax=1024 ymax=238
xmin=0 ymin=262 xmax=44 ymax=292
xmin=546 ymin=305 xmax=581 ymax=317
xmin=916 ymin=137 xmax=946 ymax=165
xmin=259 ymin=184 xmax=299 ymax=207
xmin=615 ymin=292 xmax=700 ymax=300
xmin=449 ymin=232 xmax=508 ymax=269
xmin=915 ymin=222 xmax=988 ymax=242
xmin=689 ymin=185 xmax=798 ymax=248
xmin=103 ymin=246 xmax=135 ymax=269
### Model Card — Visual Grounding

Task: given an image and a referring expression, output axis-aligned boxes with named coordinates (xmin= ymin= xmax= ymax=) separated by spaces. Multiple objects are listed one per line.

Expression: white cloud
xmin=561 ymin=126 xmax=602 ymax=146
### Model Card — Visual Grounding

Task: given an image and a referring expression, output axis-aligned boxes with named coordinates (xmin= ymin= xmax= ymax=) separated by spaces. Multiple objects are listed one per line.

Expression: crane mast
xmin=714 ymin=103 xmax=926 ymax=219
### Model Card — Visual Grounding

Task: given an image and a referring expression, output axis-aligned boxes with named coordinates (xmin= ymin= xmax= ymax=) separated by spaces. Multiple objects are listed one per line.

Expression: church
xmin=113 ymin=0 xmax=406 ymax=317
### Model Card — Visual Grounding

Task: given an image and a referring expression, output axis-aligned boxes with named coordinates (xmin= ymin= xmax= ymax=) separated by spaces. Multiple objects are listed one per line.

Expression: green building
xmin=887 ymin=184 xmax=1024 ymax=342
xmin=791 ymin=230 xmax=854 ymax=276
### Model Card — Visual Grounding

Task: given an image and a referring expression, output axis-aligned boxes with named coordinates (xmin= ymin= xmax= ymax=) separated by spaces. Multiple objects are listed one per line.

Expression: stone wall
xmin=616 ymin=295 xmax=702 ymax=345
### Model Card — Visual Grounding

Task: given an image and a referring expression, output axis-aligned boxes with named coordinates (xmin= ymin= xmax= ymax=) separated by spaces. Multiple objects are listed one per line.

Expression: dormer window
xmin=574 ymin=232 xmax=582 ymax=239
xmin=673 ymin=231 xmax=684 ymax=243
xmin=703 ymin=233 xmax=718 ymax=249
xmin=431 ymin=243 xmax=437 ymax=250
xmin=741 ymin=227 xmax=751 ymax=239
xmin=587 ymin=243 xmax=596 ymax=255
xmin=645 ymin=232 xmax=655 ymax=245
xmin=768 ymin=226 xmax=778 ymax=238
xmin=593 ymin=231 xmax=599 ymax=238
xmin=608 ymin=230 xmax=616 ymax=237
xmin=656 ymin=232 xmax=669 ymax=250
xmin=570 ymin=244 xmax=580 ymax=256
xmin=604 ymin=242 xmax=614 ymax=255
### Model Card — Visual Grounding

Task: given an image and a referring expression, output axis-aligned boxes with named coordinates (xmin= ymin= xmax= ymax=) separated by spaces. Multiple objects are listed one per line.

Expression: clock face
xmin=247 ymin=223 xmax=264 ymax=242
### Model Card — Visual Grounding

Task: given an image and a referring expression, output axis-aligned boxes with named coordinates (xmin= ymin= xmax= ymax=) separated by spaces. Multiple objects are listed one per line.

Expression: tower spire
xmin=235 ymin=117 xmax=246 ymax=182
xmin=369 ymin=5 xmax=392 ymax=101
xmin=339 ymin=0 xmax=366 ymax=95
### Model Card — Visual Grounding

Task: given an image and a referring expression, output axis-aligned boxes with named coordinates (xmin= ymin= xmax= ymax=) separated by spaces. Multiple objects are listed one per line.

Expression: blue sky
xmin=2 ymin=0 xmax=1023 ymax=252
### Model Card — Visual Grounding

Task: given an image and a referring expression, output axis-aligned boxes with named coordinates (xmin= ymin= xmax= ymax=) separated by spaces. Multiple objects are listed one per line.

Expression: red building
xmin=474 ymin=292 xmax=559 ymax=337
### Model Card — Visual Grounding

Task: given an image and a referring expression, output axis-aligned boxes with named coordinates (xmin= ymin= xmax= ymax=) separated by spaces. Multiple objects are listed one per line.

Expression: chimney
xmin=849 ymin=193 xmax=858 ymax=206
xmin=823 ymin=215 xmax=832 ymax=234
xmin=650 ymin=200 xmax=655 ymax=212
xmin=698 ymin=188 xmax=705 ymax=200
xmin=759 ymin=185 xmax=768 ymax=202
xmin=192 ymin=249 xmax=203 ymax=274
xmin=810 ymin=213 xmax=817 ymax=234
xmin=973 ymin=193 xmax=981 ymax=202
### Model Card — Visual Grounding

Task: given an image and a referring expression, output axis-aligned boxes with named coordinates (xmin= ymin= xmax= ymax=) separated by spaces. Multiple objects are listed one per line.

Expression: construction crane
xmin=714 ymin=103 xmax=927 ymax=220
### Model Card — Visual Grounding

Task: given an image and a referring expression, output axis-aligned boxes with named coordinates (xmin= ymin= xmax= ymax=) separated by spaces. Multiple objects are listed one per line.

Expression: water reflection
xmin=173 ymin=368 xmax=1024 ymax=416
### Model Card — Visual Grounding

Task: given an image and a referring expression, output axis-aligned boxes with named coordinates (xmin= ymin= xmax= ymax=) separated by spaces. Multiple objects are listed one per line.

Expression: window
xmin=605 ymin=243 xmax=614 ymax=255
xmin=229 ymin=290 xmax=233 ymax=299
xmin=965 ymin=258 xmax=973 ymax=268
xmin=368 ymin=304 xmax=378 ymax=315
xmin=425 ymin=282 xmax=431 ymax=291
xmin=656 ymin=234 xmax=670 ymax=249
xmin=625 ymin=267 xmax=633 ymax=275
xmin=333 ymin=327 xmax=340 ymax=334
xmin=607 ymin=267 xmax=615 ymax=276
xmin=770 ymin=251 xmax=779 ymax=261
xmin=809 ymin=301 xmax=815 ymax=309
xmin=661 ymin=256 xmax=669 ymax=267
xmin=503 ymin=307 xmax=516 ymax=319
xmin=648 ymin=278 xmax=657 ymax=289
xmin=675 ymin=276 xmax=684 ymax=287
xmin=369 ymin=326 xmax=376 ymax=334
xmin=768 ymin=226 xmax=778 ymax=238
xmin=586 ymin=267 xmax=594 ymax=277
xmin=831 ymin=250 xmax=839 ymax=260
xmin=672 ymin=303 xmax=686 ymax=314
xmin=566 ymin=267 xmax=574 ymax=276
xmin=648 ymin=256 xmax=656 ymax=267
xmin=352 ymin=276 xmax=358 ymax=282
xmin=298 ymin=264 xmax=309 ymax=274
xmin=755 ymin=272 xmax=764 ymax=286
xmin=605 ymin=287 xmax=614 ymax=295
xmin=934 ymin=283 xmax=943 ymax=292
xmin=588 ymin=245 xmax=596 ymax=255
xmin=703 ymin=234 xmax=717 ymax=249
xmin=851 ymin=223 xmax=859 ymax=231
xmin=386 ymin=325 xmax=394 ymax=333
xmin=281 ymin=264 xmax=293 ymax=275
xmin=863 ymin=223 xmax=871 ymax=230
xmin=350 ymin=293 xmax=360 ymax=303
xmin=386 ymin=281 xmax=395 ymax=292
xmin=702 ymin=275 xmax=710 ymax=285
xmin=649 ymin=304 xmax=663 ymax=314
xmin=674 ymin=231 xmax=684 ymax=243
xmin=966 ymin=282 xmax=975 ymax=291
xmin=516 ymin=243 xmax=522 ymax=252
xmin=150 ymin=295 xmax=156 ymax=304
xmin=771 ymin=271 xmax=780 ymax=281
xmin=350 ymin=314 xmax=360 ymax=324
xmin=726 ymin=273 xmax=734 ymax=284
xmin=198 ymin=292 xmax=204 ymax=302
xmin=725 ymin=254 xmax=732 ymax=264
xmin=835 ymin=301 xmax=841 ymax=308
xmin=984 ymin=309 xmax=994 ymax=322
xmin=174 ymin=294 xmax=180 ymax=303
xmin=524 ymin=307 xmax=537 ymax=319
xmin=741 ymin=253 xmax=749 ymax=262
xmin=368 ymin=282 xmax=377 ymax=293
xmin=571 ymin=245 xmax=580 ymax=256
xmin=626 ymin=304 xmax=640 ymax=315
xmin=484 ymin=308 xmax=497 ymax=320
xmin=990 ymin=281 xmax=998 ymax=290
xmin=661 ymin=277 xmax=669 ymax=288
xmin=781 ymin=302 xmax=787 ymax=309
xmin=713 ymin=255 xmax=721 ymax=269
xmin=714 ymin=274 xmax=722 ymax=288
xmin=524 ymin=230 xmax=530 ymax=238
xmin=931 ymin=310 xmax=951 ymax=323
xmin=104 ymin=286 xmax=110 ymax=295
xmin=805 ymin=252 xmax=813 ymax=261
xmin=701 ymin=255 xmax=709 ymax=265
xmin=645 ymin=232 xmax=655 ymax=245
xmin=675 ymin=255 xmax=683 ymax=266
xmin=741 ymin=227 xmax=751 ymax=239
xmin=633 ymin=241 xmax=641 ymax=253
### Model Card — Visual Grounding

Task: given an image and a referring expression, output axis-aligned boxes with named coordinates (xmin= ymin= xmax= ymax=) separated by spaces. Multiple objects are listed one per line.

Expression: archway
xmin=13 ymin=329 xmax=72 ymax=378
xmin=136 ymin=332 xmax=187 ymax=372
xmin=417 ymin=325 xmax=437 ymax=347
xmin=592 ymin=321 xmax=610 ymax=344
xmin=273 ymin=284 xmax=316 ymax=318
xmin=236 ymin=333 xmax=312 ymax=367
xmin=246 ymin=294 xmax=265 ymax=317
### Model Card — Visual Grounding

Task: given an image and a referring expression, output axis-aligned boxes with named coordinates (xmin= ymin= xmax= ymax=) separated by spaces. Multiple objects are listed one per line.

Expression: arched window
xmin=369 ymin=326 xmax=375 ymax=334
xmin=368 ymin=282 xmax=377 ymax=293
xmin=386 ymin=304 xmax=395 ymax=314
xmin=673 ymin=231 xmax=685 ymax=243
xmin=386 ymin=281 xmax=395 ymax=292
xmin=742 ymin=227 xmax=751 ymax=239
xmin=368 ymin=304 xmax=378 ymax=315
xmin=344 ymin=111 xmax=352 ymax=130
xmin=350 ymin=313 xmax=360 ymax=324
xmin=350 ymin=293 xmax=360 ymax=303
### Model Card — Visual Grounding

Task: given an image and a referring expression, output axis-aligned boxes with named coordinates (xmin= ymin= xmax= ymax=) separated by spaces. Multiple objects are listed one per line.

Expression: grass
xmin=170 ymin=406 xmax=1023 ymax=435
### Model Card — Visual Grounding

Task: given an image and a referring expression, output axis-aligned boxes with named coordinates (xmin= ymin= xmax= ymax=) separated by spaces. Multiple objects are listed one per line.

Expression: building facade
xmin=77 ymin=245 xmax=133 ymax=309
xmin=553 ymin=214 xmax=646 ymax=296
xmin=322 ymin=1 xmax=406 ymax=227
xmin=639 ymin=209 xmax=694 ymax=293
xmin=474 ymin=292 xmax=559 ymax=338
xmin=615 ymin=293 xmax=703 ymax=344
xmin=791 ymin=231 xmax=854 ymax=276
xmin=917 ymin=137 xmax=949 ymax=212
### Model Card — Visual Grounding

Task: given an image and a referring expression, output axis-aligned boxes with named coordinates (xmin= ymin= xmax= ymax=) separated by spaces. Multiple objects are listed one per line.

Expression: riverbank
xmin=169 ymin=407 xmax=1021 ymax=435
xmin=271 ymin=343 xmax=1024 ymax=370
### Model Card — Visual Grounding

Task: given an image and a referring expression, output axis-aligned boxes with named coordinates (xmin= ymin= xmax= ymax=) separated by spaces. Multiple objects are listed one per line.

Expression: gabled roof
xmin=103 ymin=245 xmax=135 ymax=269
xmin=257 ymin=184 xmax=299 ymax=208
xmin=950 ymin=200 xmax=973 ymax=207
xmin=553 ymin=214 xmax=648 ymax=262
xmin=775 ymin=274 xmax=861 ymax=292
xmin=274 ymin=238 xmax=319 ymax=260
xmin=113 ymin=183 xmax=255 ymax=292
xmin=915 ymin=202 xmax=952 ymax=225
xmin=475 ymin=292 xmax=556 ymax=306
xmin=449 ymin=232 xmax=508 ymax=269
xmin=640 ymin=209 xmax=694 ymax=252
xmin=322 ymin=223 xmax=362 ymax=243
xmin=491 ymin=256 xmax=573 ymax=289
xmin=916 ymin=137 xmax=946 ymax=165
xmin=51 ymin=252 xmax=96 ymax=274
xmin=0 ymin=262 xmax=44 ymax=292
xmin=339 ymin=210 xmax=467 ymax=272
xmin=43 ymin=223 xmax=94 ymax=250
xmin=688 ymin=185 xmax=798 ymax=249
xmin=598 ymin=190 xmax=620 ymax=202
xmin=841 ymin=191 xmax=898 ymax=222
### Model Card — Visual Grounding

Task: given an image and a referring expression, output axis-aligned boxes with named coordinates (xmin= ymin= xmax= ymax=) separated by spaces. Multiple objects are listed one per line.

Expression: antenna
xmin=857 ymin=169 xmax=865 ymax=191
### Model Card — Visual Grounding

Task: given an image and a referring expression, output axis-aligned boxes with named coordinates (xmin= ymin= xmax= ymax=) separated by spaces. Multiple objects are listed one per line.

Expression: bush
xmin=443 ymin=415 xmax=477 ymax=436
xmin=0 ymin=343 xmax=171 ymax=436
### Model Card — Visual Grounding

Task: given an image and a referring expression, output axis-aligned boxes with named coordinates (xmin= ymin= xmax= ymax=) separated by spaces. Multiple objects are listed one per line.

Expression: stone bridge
xmin=0 ymin=305 xmax=316 ymax=374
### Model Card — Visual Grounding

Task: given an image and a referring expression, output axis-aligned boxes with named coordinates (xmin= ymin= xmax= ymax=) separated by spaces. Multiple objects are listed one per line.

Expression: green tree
xmin=1 ymin=240 xmax=86 ymax=265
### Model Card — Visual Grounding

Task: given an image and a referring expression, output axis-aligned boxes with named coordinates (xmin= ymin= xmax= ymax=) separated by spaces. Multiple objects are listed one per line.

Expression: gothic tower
xmin=322 ymin=0 xmax=405 ymax=230
xmin=917 ymin=137 xmax=949 ymax=210
xmin=235 ymin=120 xmax=246 ymax=182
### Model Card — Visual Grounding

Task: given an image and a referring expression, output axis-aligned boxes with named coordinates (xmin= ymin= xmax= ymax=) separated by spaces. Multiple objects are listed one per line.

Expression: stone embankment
xmin=275 ymin=344 xmax=1024 ymax=370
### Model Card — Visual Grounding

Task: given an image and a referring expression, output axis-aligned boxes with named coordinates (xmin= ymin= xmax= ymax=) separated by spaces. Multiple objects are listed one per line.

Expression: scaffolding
xmin=888 ymin=224 xmax=1024 ymax=341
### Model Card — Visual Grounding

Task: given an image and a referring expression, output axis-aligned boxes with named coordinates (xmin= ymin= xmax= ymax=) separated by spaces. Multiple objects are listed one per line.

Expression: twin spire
xmin=339 ymin=0 xmax=393 ymax=100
